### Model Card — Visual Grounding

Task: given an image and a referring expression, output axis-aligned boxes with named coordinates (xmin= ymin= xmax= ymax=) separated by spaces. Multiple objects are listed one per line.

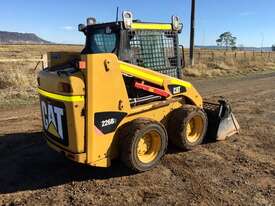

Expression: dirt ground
xmin=0 ymin=72 xmax=274 ymax=206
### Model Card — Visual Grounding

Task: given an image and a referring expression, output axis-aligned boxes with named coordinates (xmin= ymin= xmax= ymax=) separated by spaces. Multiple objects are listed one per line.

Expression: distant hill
xmin=0 ymin=31 xmax=51 ymax=44
xmin=195 ymin=45 xmax=272 ymax=52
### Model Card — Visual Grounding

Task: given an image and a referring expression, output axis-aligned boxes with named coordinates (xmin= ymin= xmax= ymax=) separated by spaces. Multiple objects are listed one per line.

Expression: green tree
xmin=216 ymin=32 xmax=237 ymax=50
xmin=272 ymin=45 xmax=275 ymax=51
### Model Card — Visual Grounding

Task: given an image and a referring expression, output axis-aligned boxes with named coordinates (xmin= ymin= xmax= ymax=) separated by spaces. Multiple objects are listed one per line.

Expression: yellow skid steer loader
xmin=37 ymin=11 xmax=239 ymax=172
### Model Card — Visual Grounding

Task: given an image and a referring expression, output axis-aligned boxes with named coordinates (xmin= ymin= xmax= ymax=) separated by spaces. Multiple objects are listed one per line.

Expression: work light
xmin=87 ymin=17 xmax=96 ymax=26
xmin=78 ymin=24 xmax=85 ymax=32
xmin=172 ymin=16 xmax=182 ymax=31
xmin=122 ymin=11 xmax=133 ymax=29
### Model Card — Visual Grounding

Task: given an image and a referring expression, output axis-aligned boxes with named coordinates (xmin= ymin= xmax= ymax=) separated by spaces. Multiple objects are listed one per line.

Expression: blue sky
xmin=0 ymin=0 xmax=274 ymax=47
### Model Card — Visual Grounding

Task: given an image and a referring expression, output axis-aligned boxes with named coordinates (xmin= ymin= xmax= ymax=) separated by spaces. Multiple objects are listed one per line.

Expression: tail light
xmin=78 ymin=61 xmax=86 ymax=70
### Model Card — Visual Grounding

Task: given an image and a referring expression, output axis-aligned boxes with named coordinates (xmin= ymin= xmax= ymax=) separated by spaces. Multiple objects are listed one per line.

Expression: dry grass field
xmin=0 ymin=44 xmax=275 ymax=108
xmin=184 ymin=50 xmax=275 ymax=77
xmin=0 ymin=44 xmax=82 ymax=107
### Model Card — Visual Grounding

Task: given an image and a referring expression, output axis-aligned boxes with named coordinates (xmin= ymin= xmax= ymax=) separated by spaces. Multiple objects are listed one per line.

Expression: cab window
xmin=85 ymin=27 xmax=118 ymax=54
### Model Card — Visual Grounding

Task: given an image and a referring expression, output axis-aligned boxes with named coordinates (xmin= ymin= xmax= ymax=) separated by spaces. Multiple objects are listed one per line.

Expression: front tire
xmin=119 ymin=118 xmax=168 ymax=172
xmin=167 ymin=106 xmax=208 ymax=150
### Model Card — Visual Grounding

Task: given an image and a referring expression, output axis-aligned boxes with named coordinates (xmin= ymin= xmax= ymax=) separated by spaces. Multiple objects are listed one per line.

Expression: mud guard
xmin=203 ymin=99 xmax=240 ymax=141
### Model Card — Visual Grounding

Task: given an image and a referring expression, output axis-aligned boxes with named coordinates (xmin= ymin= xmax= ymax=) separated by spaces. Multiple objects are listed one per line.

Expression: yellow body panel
xmin=38 ymin=53 xmax=204 ymax=167
xmin=85 ymin=54 xmax=131 ymax=166
xmin=38 ymin=69 xmax=85 ymax=154
xmin=84 ymin=54 xmax=202 ymax=167
xmin=38 ymin=69 xmax=85 ymax=96
xmin=47 ymin=140 xmax=86 ymax=163
xmin=119 ymin=61 xmax=202 ymax=108
xmin=131 ymin=23 xmax=172 ymax=30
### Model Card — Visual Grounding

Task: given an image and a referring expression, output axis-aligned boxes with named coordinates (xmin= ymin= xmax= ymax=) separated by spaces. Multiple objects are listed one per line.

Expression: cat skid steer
xmin=37 ymin=11 xmax=240 ymax=172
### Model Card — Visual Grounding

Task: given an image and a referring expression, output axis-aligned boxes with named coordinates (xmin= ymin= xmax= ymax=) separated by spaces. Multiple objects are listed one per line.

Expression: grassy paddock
xmin=0 ymin=45 xmax=275 ymax=107
xmin=183 ymin=49 xmax=275 ymax=77
xmin=0 ymin=44 xmax=82 ymax=107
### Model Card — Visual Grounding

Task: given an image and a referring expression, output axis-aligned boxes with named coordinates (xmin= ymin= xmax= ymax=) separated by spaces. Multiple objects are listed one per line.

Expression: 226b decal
xmin=40 ymin=97 xmax=68 ymax=145
xmin=95 ymin=112 xmax=127 ymax=134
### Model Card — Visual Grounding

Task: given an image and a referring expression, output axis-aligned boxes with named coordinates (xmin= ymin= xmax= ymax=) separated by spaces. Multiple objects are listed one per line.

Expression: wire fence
xmin=0 ymin=54 xmax=47 ymax=70
xmin=182 ymin=49 xmax=275 ymax=66
xmin=1 ymin=45 xmax=275 ymax=71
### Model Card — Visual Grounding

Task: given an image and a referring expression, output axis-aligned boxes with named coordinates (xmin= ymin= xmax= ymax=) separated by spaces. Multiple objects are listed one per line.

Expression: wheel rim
xmin=137 ymin=130 xmax=161 ymax=164
xmin=186 ymin=115 xmax=204 ymax=143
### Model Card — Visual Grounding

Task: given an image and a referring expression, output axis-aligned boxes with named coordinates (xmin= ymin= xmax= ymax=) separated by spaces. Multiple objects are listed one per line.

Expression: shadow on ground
xmin=0 ymin=131 xmax=218 ymax=194
xmin=0 ymin=132 xmax=135 ymax=194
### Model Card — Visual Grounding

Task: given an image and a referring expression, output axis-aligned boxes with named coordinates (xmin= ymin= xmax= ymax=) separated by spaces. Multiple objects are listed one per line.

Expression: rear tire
xmin=167 ymin=106 xmax=208 ymax=150
xmin=119 ymin=118 xmax=168 ymax=172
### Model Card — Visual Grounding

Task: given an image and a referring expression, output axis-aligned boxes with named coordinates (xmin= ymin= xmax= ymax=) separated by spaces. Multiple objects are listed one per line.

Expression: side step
xmin=203 ymin=99 xmax=240 ymax=141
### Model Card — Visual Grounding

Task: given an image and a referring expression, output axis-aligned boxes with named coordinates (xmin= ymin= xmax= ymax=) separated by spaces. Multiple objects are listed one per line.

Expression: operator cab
xmin=80 ymin=22 xmax=120 ymax=55
xmin=79 ymin=11 xmax=184 ymax=78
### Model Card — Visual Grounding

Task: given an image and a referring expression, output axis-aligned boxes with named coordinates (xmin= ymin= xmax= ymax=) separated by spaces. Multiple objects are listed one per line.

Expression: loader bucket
xmin=203 ymin=99 xmax=240 ymax=141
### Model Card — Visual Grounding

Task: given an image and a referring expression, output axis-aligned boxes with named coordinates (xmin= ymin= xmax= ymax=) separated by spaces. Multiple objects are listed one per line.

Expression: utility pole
xmin=189 ymin=0 xmax=196 ymax=66
xmin=260 ymin=32 xmax=264 ymax=53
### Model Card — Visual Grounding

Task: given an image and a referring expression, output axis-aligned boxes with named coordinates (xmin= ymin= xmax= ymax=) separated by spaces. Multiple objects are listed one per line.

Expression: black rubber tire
xmin=118 ymin=118 xmax=168 ymax=172
xmin=167 ymin=105 xmax=208 ymax=150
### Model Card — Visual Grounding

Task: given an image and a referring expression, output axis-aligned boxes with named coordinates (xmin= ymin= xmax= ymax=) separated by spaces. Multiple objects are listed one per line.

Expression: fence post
xmin=212 ymin=51 xmax=214 ymax=61
xmin=198 ymin=51 xmax=201 ymax=64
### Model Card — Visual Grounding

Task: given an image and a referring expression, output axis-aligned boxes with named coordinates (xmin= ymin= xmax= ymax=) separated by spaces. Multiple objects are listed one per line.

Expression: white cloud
xmin=61 ymin=26 xmax=75 ymax=31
